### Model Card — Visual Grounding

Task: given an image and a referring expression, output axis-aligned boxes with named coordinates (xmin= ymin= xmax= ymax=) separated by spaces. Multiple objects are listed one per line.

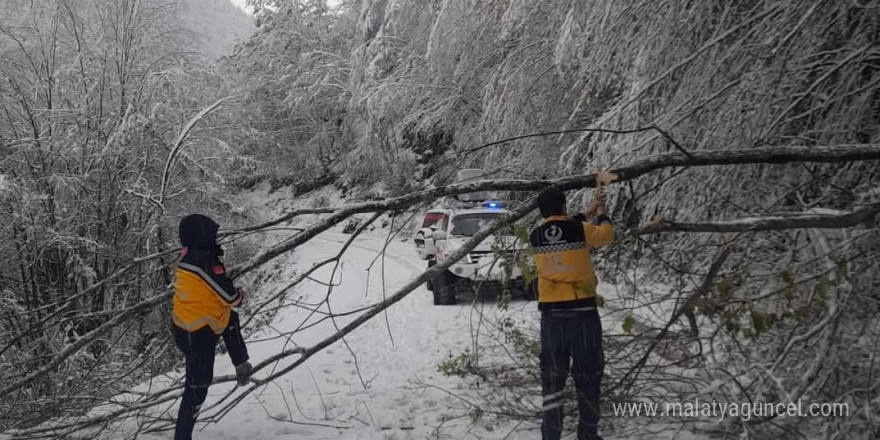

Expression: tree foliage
xmin=1 ymin=0 xmax=878 ymax=438
xmin=0 ymin=0 xmax=253 ymax=429
xmin=227 ymin=0 xmax=879 ymax=438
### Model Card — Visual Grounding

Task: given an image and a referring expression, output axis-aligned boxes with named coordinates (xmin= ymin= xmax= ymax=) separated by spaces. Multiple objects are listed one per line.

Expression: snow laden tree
xmin=227 ymin=0 xmax=358 ymax=191
xmin=226 ymin=1 xmax=880 ymax=439
xmin=1 ymin=0 xmax=878 ymax=439
xmin=0 ymin=0 xmax=251 ymax=430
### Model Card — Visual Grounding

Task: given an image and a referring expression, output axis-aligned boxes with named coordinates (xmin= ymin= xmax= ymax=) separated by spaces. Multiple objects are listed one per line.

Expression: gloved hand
xmin=234 ymin=361 xmax=252 ymax=386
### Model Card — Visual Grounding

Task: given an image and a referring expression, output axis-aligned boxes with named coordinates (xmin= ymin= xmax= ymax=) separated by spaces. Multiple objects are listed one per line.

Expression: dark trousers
xmin=221 ymin=311 xmax=249 ymax=367
xmin=540 ymin=309 xmax=604 ymax=440
xmin=173 ymin=311 xmax=249 ymax=440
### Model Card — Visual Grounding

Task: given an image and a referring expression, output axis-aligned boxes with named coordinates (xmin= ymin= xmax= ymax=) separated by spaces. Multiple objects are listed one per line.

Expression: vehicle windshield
xmin=450 ymin=213 xmax=505 ymax=237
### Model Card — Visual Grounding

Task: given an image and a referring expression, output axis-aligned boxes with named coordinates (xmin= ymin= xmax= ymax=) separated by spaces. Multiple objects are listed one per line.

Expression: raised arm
xmin=576 ymin=185 xmax=614 ymax=248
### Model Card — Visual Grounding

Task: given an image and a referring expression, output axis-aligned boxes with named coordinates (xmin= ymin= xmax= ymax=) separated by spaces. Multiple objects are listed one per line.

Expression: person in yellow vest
xmin=172 ymin=214 xmax=252 ymax=440
xmin=530 ymin=186 xmax=613 ymax=440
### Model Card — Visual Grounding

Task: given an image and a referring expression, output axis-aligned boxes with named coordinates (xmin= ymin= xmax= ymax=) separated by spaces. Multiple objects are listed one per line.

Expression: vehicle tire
xmin=415 ymin=231 xmax=425 ymax=250
xmin=426 ymin=259 xmax=436 ymax=292
xmin=433 ymin=271 xmax=457 ymax=305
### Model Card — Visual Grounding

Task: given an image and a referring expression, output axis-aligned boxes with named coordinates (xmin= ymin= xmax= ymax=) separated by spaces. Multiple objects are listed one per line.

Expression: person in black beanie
xmin=530 ymin=185 xmax=613 ymax=440
xmin=172 ymin=214 xmax=252 ymax=440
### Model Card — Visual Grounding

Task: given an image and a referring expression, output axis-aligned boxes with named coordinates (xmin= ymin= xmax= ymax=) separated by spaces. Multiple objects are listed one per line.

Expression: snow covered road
xmin=134 ymin=230 xmax=542 ymax=439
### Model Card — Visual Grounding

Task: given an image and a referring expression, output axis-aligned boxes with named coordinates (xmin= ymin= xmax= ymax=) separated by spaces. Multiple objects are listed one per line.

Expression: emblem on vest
xmin=544 ymin=224 xmax=563 ymax=243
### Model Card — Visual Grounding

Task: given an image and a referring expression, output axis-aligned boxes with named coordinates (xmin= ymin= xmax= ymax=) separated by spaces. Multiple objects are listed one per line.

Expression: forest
xmin=0 ymin=0 xmax=878 ymax=439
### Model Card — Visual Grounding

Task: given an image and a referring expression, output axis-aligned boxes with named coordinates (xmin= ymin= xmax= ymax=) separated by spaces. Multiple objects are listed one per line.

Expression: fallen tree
xmin=3 ymin=142 xmax=879 ymax=438
xmin=229 ymin=143 xmax=880 ymax=278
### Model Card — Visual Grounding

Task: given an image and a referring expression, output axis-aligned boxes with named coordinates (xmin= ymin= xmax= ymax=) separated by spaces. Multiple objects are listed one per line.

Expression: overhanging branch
xmin=630 ymin=204 xmax=880 ymax=235
xmin=230 ymin=143 xmax=880 ymax=278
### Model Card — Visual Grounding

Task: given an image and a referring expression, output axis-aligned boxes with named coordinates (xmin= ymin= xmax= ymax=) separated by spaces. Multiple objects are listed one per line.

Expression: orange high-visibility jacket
xmin=172 ymin=247 xmax=241 ymax=334
xmin=529 ymin=214 xmax=613 ymax=311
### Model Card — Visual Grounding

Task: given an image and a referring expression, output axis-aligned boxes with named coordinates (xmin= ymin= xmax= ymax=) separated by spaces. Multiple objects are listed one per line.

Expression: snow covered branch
xmin=159 ymin=97 xmax=229 ymax=206
xmin=230 ymin=143 xmax=880 ymax=278
xmin=0 ymin=291 xmax=172 ymax=399
xmin=630 ymin=203 xmax=880 ymax=235
xmin=617 ymin=247 xmax=731 ymax=393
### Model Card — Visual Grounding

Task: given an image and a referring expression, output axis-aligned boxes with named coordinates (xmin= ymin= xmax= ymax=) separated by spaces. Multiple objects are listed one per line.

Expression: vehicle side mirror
xmin=432 ymin=230 xmax=447 ymax=241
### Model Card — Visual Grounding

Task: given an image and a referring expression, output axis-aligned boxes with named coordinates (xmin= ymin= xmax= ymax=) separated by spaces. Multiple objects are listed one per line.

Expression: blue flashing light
xmin=485 ymin=201 xmax=501 ymax=209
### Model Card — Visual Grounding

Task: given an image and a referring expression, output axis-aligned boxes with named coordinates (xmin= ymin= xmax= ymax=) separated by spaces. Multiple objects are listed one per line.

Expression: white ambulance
xmin=413 ymin=170 xmax=534 ymax=305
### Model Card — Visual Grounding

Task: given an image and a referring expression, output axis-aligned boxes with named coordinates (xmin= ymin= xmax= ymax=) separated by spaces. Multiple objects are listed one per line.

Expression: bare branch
xmin=159 ymin=97 xmax=229 ymax=206
xmin=616 ymin=247 xmax=731 ymax=393
xmin=631 ymin=204 xmax=880 ymax=235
